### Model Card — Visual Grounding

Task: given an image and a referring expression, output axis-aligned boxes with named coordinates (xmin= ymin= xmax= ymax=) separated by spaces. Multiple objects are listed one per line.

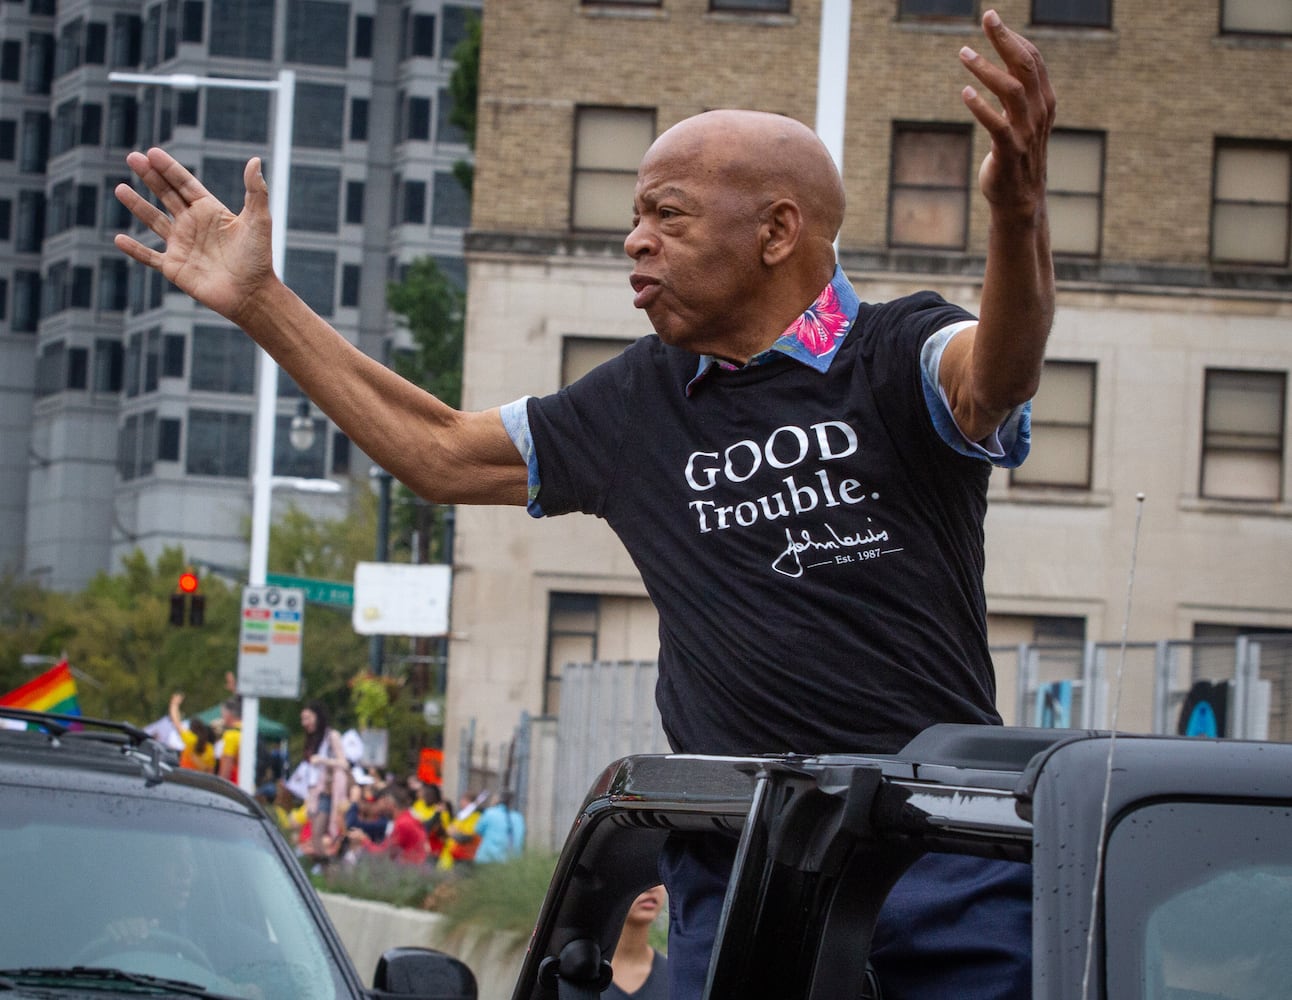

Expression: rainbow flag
xmin=0 ymin=660 xmax=80 ymax=717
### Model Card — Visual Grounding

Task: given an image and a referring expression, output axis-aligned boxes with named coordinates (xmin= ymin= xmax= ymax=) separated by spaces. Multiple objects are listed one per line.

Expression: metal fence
xmin=465 ymin=637 xmax=1292 ymax=851
xmin=995 ymin=636 xmax=1292 ymax=740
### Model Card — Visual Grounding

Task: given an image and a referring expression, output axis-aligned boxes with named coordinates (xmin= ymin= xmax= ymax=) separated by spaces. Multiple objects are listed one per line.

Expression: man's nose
xmin=624 ymin=221 xmax=654 ymax=259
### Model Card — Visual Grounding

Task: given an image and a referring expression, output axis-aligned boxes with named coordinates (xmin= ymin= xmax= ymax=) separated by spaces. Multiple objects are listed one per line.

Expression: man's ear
xmin=761 ymin=198 xmax=802 ymax=265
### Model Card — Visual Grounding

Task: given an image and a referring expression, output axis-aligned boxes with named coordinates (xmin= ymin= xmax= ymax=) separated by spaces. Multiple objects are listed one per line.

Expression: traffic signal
xmin=170 ymin=570 xmax=205 ymax=626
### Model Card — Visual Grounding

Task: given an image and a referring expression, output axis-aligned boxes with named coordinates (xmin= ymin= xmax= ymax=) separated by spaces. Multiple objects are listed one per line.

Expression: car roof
xmin=0 ymin=708 xmax=258 ymax=815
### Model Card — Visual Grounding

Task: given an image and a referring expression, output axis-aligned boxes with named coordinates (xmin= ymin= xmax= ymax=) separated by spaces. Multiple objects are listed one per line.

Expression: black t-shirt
xmin=528 ymin=291 xmax=1002 ymax=756
xmin=605 ymin=951 xmax=669 ymax=1000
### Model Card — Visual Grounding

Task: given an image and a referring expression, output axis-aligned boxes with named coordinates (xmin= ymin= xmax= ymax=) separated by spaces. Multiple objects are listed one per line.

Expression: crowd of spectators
xmin=159 ymin=693 xmax=522 ymax=874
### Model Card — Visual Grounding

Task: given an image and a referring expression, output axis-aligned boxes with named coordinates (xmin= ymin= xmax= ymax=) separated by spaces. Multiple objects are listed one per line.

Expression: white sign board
xmin=352 ymin=562 xmax=451 ymax=636
xmin=236 ymin=585 xmax=304 ymax=698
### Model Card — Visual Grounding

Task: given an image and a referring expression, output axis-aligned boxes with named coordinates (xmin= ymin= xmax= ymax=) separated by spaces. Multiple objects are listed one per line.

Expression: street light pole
xmin=110 ymin=69 xmax=296 ymax=795
xmin=816 ymin=0 xmax=851 ymax=247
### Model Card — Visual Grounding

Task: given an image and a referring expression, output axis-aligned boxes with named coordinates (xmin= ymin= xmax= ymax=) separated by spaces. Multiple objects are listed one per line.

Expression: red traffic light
xmin=178 ymin=571 xmax=200 ymax=594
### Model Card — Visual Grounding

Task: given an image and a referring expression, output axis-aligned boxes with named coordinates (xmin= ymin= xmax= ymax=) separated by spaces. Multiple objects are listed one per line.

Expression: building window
xmin=208 ymin=0 xmax=274 ymax=60
xmin=186 ymin=408 xmax=252 ymax=477
xmin=107 ymin=95 xmax=138 ymax=147
xmin=1031 ymin=0 xmax=1110 ymax=28
xmin=331 ymin=431 xmax=350 ymax=475
xmin=1 ymin=39 xmax=20 ymax=81
xmin=1221 ymin=1 xmax=1292 ymax=35
xmin=436 ymin=86 xmax=466 ymax=145
xmin=899 ymin=0 xmax=974 ymax=17
xmin=181 ymin=1 xmax=204 ymax=42
xmin=104 ymin=177 xmax=133 ymax=231
xmin=285 ymin=0 xmax=348 ymax=67
xmin=0 ymin=120 xmax=14 ymax=160
xmin=284 ymin=249 xmax=336 ymax=317
xmin=442 ymin=5 xmax=475 ymax=56
xmin=354 ymin=14 xmax=372 ymax=57
xmin=293 ymin=82 xmax=345 ymax=149
xmin=99 ymin=258 xmax=129 ymax=311
xmin=16 ymin=190 xmax=45 ymax=252
xmin=405 ymin=95 xmax=431 ymax=141
xmin=287 ymin=165 xmax=340 ymax=232
xmin=70 ymin=266 xmax=93 ymax=309
xmin=572 ymin=106 xmax=654 ymax=232
xmin=0 ymin=198 xmax=9 ymax=239
xmin=561 ymin=337 xmax=630 ymax=387
xmin=158 ymin=417 xmax=182 ymax=462
xmin=85 ymin=22 xmax=107 ymax=64
xmin=1011 ymin=361 xmax=1096 ymax=490
xmin=112 ymin=14 xmax=142 ymax=67
xmin=204 ymin=88 xmax=269 ymax=143
xmin=1049 ymin=130 xmax=1103 ymax=256
xmin=545 ymin=593 xmax=600 ymax=715
xmin=402 ymin=179 xmax=427 ymax=224
xmin=162 ymin=332 xmax=185 ymax=377
xmin=12 ymin=271 xmax=40 ymax=333
xmin=191 ymin=324 xmax=256 ymax=394
xmin=1200 ymin=369 xmax=1286 ymax=502
xmin=404 ymin=13 xmax=435 ymax=58
xmin=25 ymin=32 xmax=54 ymax=95
xmin=349 ymin=97 xmax=368 ymax=141
xmin=345 ymin=180 xmax=364 ymax=225
xmin=431 ymin=171 xmax=470 ymax=228
xmin=888 ymin=123 xmax=971 ymax=250
xmin=94 ymin=338 xmax=124 ymax=392
xmin=1211 ymin=141 xmax=1291 ymax=267
xmin=13 ymin=118 xmax=39 ymax=168
xmin=340 ymin=263 xmax=361 ymax=307
xmin=201 ymin=157 xmax=248 ymax=210
xmin=710 ymin=0 xmax=791 ymax=11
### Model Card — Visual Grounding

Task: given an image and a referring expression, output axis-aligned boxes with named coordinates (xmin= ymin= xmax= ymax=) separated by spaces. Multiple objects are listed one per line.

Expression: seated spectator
xmin=347 ymin=785 xmax=429 ymax=865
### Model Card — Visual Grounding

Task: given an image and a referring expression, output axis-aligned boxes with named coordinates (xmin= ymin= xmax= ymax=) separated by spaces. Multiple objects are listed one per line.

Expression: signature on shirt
xmin=772 ymin=523 xmax=900 ymax=578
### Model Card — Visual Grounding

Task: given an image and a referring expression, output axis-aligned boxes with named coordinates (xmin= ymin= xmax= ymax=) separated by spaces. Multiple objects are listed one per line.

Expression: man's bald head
xmin=649 ymin=110 xmax=846 ymax=251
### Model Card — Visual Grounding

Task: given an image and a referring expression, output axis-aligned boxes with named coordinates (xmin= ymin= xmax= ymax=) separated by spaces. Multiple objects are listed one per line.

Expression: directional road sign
xmin=266 ymin=572 xmax=354 ymax=608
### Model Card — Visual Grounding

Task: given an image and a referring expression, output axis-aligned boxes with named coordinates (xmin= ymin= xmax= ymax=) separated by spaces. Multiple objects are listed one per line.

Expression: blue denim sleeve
xmin=499 ymin=396 xmax=546 ymax=517
xmin=919 ymin=323 xmax=1031 ymax=469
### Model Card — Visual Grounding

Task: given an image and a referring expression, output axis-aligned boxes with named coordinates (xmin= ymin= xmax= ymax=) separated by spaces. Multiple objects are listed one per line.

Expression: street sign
xmin=236 ymin=585 xmax=304 ymax=698
xmin=265 ymin=572 xmax=354 ymax=608
xmin=352 ymin=562 xmax=451 ymax=636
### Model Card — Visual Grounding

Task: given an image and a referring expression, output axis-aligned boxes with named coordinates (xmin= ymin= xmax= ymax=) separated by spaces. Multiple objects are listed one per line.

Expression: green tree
xmin=447 ymin=10 xmax=481 ymax=196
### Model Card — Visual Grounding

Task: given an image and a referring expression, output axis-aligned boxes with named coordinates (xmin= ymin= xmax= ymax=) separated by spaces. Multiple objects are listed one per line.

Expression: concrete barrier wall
xmin=320 ymin=892 xmax=528 ymax=1000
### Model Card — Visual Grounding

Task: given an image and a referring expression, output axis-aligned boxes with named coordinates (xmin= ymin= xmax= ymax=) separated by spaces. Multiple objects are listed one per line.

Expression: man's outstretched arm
xmin=114 ymin=148 xmax=527 ymax=506
xmin=937 ymin=8 xmax=1057 ymax=445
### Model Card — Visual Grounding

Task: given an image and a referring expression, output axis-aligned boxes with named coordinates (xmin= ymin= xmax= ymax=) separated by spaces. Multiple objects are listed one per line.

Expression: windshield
xmin=1105 ymin=800 xmax=1292 ymax=1000
xmin=0 ymin=780 xmax=352 ymax=998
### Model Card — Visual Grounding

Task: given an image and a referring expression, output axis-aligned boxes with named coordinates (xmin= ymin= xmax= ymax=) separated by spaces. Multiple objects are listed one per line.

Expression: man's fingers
xmin=113 ymin=232 xmax=163 ymax=270
xmin=126 ymin=149 xmax=192 ymax=219
xmin=147 ymin=146 xmax=220 ymax=210
xmin=971 ymin=10 xmax=1056 ymax=124
xmin=114 ymin=182 xmax=171 ymax=240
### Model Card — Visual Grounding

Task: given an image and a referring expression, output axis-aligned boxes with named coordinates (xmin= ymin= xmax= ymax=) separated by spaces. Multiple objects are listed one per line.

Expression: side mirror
xmin=371 ymin=946 xmax=478 ymax=1000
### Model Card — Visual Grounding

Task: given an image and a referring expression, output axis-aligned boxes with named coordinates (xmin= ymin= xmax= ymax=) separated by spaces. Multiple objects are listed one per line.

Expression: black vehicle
xmin=511 ymin=724 xmax=1292 ymax=1000
xmin=0 ymin=707 xmax=473 ymax=1000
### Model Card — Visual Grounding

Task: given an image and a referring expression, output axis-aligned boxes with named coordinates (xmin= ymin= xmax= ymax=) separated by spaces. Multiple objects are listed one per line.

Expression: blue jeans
xmin=659 ymin=834 xmax=1032 ymax=1000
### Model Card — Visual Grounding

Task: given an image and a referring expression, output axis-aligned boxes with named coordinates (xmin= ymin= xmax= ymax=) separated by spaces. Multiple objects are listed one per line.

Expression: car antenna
xmin=1080 ymin=492 xmax=1146 ymax=1000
